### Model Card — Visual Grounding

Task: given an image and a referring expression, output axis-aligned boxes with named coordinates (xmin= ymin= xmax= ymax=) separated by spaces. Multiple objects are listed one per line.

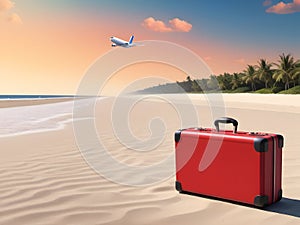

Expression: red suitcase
xmin=175 ymin=117 xmax=283 ymax=207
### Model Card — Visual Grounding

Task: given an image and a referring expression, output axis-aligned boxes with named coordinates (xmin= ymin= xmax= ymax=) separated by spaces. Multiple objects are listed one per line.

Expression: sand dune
xmin=0 ymin=94 xmax=299 ymax=225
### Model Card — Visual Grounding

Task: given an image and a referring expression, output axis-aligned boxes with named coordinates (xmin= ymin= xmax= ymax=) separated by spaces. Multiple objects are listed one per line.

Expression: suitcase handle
xmin=214 ymin=117 xmax=238 ymax=133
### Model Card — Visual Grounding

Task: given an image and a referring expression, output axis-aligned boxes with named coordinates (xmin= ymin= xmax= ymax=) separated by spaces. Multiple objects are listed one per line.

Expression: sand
xmin=0 ymin=98 xmax=75 ymax=109
xmin=0 ymin=94 xmax=299 ymax=225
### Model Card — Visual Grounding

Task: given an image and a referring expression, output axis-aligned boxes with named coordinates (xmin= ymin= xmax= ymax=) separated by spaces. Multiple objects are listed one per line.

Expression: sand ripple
xmin=0 ymin=95 xmax=299 ymax=224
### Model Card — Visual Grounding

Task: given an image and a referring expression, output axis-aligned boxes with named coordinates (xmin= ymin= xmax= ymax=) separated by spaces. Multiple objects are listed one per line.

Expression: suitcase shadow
xmin=179 ymin=191 xmax=300 ymax=217
xmin=265 ymin=197 xmax=300 ymax=218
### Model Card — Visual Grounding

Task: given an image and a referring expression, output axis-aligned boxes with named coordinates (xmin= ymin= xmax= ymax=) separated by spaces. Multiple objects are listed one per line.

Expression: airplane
xmin=110 ymin=35 xmax=135 ymax=48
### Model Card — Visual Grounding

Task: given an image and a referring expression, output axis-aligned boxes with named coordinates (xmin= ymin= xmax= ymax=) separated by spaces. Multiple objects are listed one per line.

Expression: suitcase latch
xmin=249 ymin=132 xmax=268 ymax=136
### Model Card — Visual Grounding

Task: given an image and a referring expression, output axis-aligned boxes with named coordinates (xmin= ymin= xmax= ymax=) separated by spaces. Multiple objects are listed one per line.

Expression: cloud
xmin=169 ymin=18 xmax=192 ymax=32
xmin=266 ymin=0 xmax=300 ymax=14
xmin=0 ymin=0 xmax=23 ymax=25
xmin=0 ymin=0 xmax=14 ymax=12
xmin=142 ymin=17 xmax=173 ymax=32
xmin=263 ymin=0 xmax=273 ymax=6
xmin=142 ymin=17 xmax=192 ymax=33
xmin=8 ymin=13 xmax=22 ymax=24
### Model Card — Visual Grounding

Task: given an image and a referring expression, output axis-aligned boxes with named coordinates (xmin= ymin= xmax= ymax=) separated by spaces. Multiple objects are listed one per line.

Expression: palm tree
xmin=231 ymin=73 xmax=242 ymax=90
xmin=291 ymin=60 xmax=300 ymax=87
xmin=186 ymin=76 xmax=192 ymax=82
xmin=191 ymin=80 xmax=202 ymax=92
xmin=242 ymin=65 xmax=257 ymax=91
xmin=216 ymin=73 xmax=232 ymax=90
xmin=208 ymin=75 xmax=220 ymax=90
xmin=273 ymin=53 xmax=299 ymax=90
xmin=255 ymin=59 xmax=273 ymax=88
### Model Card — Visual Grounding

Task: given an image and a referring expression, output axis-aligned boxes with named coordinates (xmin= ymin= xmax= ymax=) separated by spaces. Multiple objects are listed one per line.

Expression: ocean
xmin=0 ymin=95 xmax=76 ymax=100
xmin=0 ymin=96 xmax=98 ymax=138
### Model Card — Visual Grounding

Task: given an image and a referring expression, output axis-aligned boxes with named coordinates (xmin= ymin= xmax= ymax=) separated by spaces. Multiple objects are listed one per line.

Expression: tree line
xmin=137 ymin=53 xmax=300 ymax=94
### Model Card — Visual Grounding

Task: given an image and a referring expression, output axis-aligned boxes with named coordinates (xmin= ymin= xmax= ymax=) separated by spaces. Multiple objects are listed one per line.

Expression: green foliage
xmin=207 ymin=75 xmax=220 ymax=90
xmin=273 ymin=53 xmax=299 ymax=90
xmin=230 ymin=87 xmax=251 ymax=93
xmin=195 ymin=79 xmax=209 ymax=91
xmin=230 ymin=73 xmax=243 ymax=90
xmin=255 ymin=88 xmax=274 ymax=94
xmin=279 ymin=85 xmax=300 ymax=94
xmin=191 ymin=80 xmax=203 ymax=93
xmin=271 ymin=86 xmax=284 ymax=93
xmin=216 ymin=73 xmax=230 ymax=90
xmin=242 ymin=65 xmax=258 ymax=91
xmin=136 ymin=53 xmax=300 ymax=94
xmin=255 ymin=59 xmax=273 ymax=88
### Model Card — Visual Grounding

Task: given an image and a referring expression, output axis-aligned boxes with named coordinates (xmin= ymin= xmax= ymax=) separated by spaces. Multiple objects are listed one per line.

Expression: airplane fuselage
xmin=110 ymin=36 xmax=134 ymax=48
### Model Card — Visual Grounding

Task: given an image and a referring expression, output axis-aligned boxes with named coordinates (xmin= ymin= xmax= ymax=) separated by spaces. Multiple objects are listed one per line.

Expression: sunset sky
xmin=1 ymin=0 xmax=300 ymax=94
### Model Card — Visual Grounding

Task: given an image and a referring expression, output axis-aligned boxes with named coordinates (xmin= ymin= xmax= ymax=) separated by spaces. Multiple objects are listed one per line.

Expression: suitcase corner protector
xmin=175 ymin=129 xmax=184 ymax=143
xmin=276 ymin=134 xmax=284 ymax=148
xmin=278 ymin=189 xmax=283 ymax=201
xmin=254 ymin=137 xmax=269 ymax=152
xmin=254 ymin=195 xmax=269 ymax=207
xmin=175 ymin=181 xmax=183 ymax=193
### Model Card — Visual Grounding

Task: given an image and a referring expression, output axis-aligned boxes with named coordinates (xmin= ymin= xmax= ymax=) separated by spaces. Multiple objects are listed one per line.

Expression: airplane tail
xmin=129 ymin=35 xmax=134 ymax=45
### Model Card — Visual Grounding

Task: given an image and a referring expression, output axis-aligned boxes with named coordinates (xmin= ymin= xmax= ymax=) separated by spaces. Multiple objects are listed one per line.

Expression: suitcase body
xmin=175 ymin=117 xmax=283 ymax=207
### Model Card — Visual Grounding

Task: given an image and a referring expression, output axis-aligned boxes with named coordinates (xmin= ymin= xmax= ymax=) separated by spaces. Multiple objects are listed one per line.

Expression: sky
xmin=1 ymin=0 xmax=300 ymax=94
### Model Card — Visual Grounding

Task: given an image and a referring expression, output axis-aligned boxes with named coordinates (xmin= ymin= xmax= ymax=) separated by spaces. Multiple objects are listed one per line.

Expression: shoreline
xmin=0 ymin=93 xmax=299 ymax=138
xmin=0 ymin=97 xmax=76 ymax=109
xmin=0 ymin=93 xmax=299 ymax=109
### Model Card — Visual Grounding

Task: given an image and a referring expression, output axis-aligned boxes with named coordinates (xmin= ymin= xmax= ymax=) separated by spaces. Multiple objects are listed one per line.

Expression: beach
xmin=0 ymin=94 xmax=299 ymax=225
xmin=0 ymin=97 xmax=75 ymax=109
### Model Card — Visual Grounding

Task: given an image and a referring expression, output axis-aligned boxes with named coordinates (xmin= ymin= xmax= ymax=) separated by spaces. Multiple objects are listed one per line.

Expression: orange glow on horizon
xmin=101 ymin=62 xmax=190 ymax=96
xmin=0 ymin=9 xmax=282 ymax=94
